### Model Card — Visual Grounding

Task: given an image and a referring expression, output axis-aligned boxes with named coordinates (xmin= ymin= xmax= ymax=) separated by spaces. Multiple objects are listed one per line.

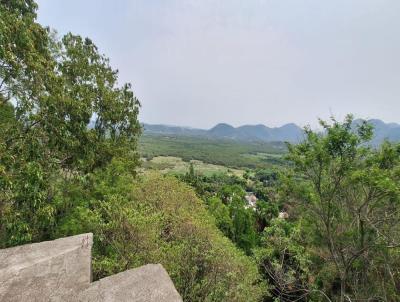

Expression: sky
xmin=36 ymin=0 xmax=400 ymax=129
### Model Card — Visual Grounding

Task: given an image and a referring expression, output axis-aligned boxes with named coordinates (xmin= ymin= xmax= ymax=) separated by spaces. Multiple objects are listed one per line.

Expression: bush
xmin=54 ymin=166 xmax=265 ymax=302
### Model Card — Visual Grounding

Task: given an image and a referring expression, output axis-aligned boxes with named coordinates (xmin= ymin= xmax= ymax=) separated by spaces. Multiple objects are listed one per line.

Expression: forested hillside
xmin=140 ymin=134 xmax=287 ymax=169
xmin=143 ymin=120 xmax=400 ymax=145
xmin=143 ymin=122 xmax=304 ymax=143
xmin=1 ymin=1 xmax=400 ymax=302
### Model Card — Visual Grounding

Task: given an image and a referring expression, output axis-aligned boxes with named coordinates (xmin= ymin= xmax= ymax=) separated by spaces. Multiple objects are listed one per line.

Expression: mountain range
xmin=143 ymin=119 xmax=400 ymax=145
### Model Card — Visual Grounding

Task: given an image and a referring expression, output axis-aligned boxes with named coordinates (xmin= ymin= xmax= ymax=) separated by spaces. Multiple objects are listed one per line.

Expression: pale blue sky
xmin=37 ymin=0 xmax=400 ymax=128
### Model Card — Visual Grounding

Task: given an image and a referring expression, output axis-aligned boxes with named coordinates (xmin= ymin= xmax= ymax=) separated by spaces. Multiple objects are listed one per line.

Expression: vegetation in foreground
xmin=55 ymin=166 xmax=265 ymax=301
xmin=1 ymin=1 xmax=400 ymax=301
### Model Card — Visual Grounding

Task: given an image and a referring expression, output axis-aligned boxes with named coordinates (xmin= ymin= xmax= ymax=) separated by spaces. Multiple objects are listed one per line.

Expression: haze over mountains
xmin=143 ymin=119 xmax=400 ymax=145
xmin=143 ymin=122 xmax=303 ymax=143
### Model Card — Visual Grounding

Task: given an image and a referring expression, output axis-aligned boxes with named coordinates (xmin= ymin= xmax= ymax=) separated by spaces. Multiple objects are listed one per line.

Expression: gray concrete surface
xmin=77 ymin=264 xmax=182 ymax=302
xmin=0 ymin=233 xmax=93 ymax=302
xmin=0 ymin=233 xmax=182 ymax=302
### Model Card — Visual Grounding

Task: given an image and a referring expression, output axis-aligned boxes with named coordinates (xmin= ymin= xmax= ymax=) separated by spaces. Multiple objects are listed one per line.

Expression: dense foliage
xmin=283 ymin=116 xmax=400 ymax=301
xmin=140 ymin=134 xmax=287 ymax=169
xmin=0 ymin=0 xmax=140 ymax=246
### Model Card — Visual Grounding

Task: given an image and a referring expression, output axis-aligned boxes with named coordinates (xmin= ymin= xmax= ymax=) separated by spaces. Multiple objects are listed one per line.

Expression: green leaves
xmin=0 ymin=0 xmax=140 ymax=247
xmin=285 ymin=116 xmax=400 ymax=300
xmin=79 ymin=172 xmax=265 ymax=302
xmin=255 ymin=218 xmax=313 ymax=300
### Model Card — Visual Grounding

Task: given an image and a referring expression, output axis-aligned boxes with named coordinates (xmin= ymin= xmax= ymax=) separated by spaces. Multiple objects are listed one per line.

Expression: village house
xmin=244 ymin=192 xmax=258 ymax=209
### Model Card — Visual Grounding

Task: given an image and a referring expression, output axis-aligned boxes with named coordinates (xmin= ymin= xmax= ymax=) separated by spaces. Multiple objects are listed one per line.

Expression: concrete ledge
xmin=0 ymin=234 xmax=182 ymax=301
xmin=0 ymin=234 xmax=93 ymax=302
xmin=77 ymin=264 xmax=182 ymax=302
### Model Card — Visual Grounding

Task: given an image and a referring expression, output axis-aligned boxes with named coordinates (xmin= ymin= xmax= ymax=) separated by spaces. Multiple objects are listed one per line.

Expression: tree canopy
xmin=281 ymin=115 xmax=400 ymax=301
xmin=0 ymin=0 xmax=140 ymax=246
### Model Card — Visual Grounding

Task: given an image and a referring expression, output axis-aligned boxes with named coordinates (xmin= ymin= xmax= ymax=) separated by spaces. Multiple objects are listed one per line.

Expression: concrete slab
xmin=0 ymin=234 xmax=182 ymax=301
xmin=0 ymin=233 xmax=92 ymax=302
xmin=77 ymin=264 xmax=182 ymax=302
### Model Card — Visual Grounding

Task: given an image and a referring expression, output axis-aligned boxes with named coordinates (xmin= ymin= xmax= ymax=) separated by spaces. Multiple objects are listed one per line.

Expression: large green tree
xmin=0 ymin=0 xmax=140 ymax=246
xmin=285 ymin=115 xmax=400 ymax=301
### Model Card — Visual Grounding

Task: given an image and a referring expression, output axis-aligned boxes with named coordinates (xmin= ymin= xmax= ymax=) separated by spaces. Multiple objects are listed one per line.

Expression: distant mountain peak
xmin=209 ymin=123 xmax=237 ymax=137
xmin=210 ymin=123 xmax=235 ymax=129
xmin=142 ymin=119 xmax=400 ymax=145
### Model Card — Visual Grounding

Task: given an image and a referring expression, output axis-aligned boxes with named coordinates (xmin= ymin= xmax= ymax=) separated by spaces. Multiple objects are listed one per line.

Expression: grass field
xmin=139 ymin=134 xmax=288 ymax=170
xmin=141 ymin=156 xmax=245 ymax=177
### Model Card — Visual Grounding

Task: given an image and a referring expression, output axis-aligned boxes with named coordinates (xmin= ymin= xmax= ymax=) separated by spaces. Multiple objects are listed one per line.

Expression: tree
xmin=229 ymin=196 xmax=257 ymax=255
xmin=207 ymin=196 xmax=234 ymax=238
xmin=0 ymin=0 xmax=141 ymax=246
xmin=218 ymin=184 xmax=245 ymax=204
xmin=0 ymin=0 xmax=52 ymax=107
xmin=255 ymin=218 xmax=314 ymax=302
xmin=286 ymin=115 xmax=400 ymax=301
xmin=255 ymin=199 xmax=279 ymax=232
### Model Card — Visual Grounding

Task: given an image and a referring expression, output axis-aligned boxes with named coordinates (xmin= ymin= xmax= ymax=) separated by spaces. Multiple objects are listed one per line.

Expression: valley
xmin=139 ymin=134 xmax=287 ymax=170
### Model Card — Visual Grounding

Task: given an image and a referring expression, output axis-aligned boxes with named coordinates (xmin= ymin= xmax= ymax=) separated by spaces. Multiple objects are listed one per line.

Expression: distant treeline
xmin=140 ymin=134 xmax=288 ymax=169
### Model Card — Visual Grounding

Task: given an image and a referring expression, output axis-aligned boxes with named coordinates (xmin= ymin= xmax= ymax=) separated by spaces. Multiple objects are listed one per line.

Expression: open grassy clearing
xmin=240 ymin=152 xmax=286 ymax=166
xmin=141 ymin=156 xmax=245 ymax=177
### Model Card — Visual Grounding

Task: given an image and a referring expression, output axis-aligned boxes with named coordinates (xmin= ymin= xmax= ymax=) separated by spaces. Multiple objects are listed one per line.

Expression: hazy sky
xmin=37 ymin=0 xmax=400 ymax=128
